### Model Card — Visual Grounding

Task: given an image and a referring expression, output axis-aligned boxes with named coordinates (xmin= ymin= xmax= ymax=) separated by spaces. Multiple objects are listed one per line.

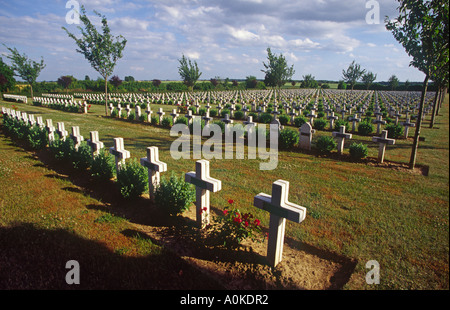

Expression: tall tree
xmin=386 ymin=0 xmax=448 ymax=169
xmin=57 ymin=75 xmax=73 ymax=93
xmin=109 ymin=75 xmax=122 ymax=88
xmin=0 ymin=57 xmax=16 ymax=93
xmin=388 ymin=74 xmax=400 ymax=90
xmin=300 ymin=74 xmax=318 ymax=88
xmin=178 ymin=54 xmax=201 ymax=92
xmin=62 ymin=5 xmax=127 ymax=115
xmin=3 ymin=45 xmax=45 ymax=99
xmin=342 ymin=60 xmax=365 ymax=90
xmin=261 ymin=47 xmax=295 ymax=88
xmin=362 ymin=71 xmax=377 ymax=90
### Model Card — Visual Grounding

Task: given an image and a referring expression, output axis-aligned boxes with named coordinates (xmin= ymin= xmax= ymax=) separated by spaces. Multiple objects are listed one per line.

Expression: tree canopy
xmin=62 ymin=5 xmax=127 ymax=114
xmin=3 ymin=45 xmax=45 ymax=98
xmin=342 ymin=60 xmax=365 ymax=90
xmin=261 ymin=47 xmax=295 ymax=88
xmin=178 ymin=54 xmax=201 ymax=91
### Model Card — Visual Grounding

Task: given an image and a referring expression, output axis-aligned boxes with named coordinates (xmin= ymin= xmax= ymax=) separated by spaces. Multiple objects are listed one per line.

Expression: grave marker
xmin=70 ymin=126 xmax=84 ymax=150
xmin=372 ymin=130 xmax=395 ymax=163
xmin=87 ymin=131 xmax=104 ymax=156
xmin=253 ymin=180 xmax=307 ymax=267
xmin=299 ymin=122 xmax=315 ymax=150
xmin=332 ymin=126 xmax=352 ymax=154
xmin=185 ymin=160 xmax=222 ymax=228
xmin=109 ymin=137 xmax=130 ymax=174
xmin=401 ymin=118 xmax=415 ymax=139
xmin=140 ymin=146 xmax=167 ymax=199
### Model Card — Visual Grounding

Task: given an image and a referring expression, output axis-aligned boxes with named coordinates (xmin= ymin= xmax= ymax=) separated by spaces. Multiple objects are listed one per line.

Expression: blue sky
xmin=0 ymin=0 xmax=426 ymax=82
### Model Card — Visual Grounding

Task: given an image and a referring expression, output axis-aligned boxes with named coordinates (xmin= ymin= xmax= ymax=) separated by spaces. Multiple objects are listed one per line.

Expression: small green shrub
xmin=209 ymin=109 xmax=218 ymax=117
xmin=385 ymin=123 xmax=404 ymax=139
xmin=70 ymin=141 xmax=93 ymax=170
xmin=221 ymin=109 xmax=230 ymax=118
xmin=50 ymin=136 xmax=75 ymax=161
xmin=259 ymin=113 xmax=273 ymax=124
xmin=294 ymin=115 xmax=308 ymax=127
xmin=349 ymin=142 xmax=369 ymax=160
xmin=278 ymin=114 xmax=290 ymax=125
xmin=161 ymin=116 xmax=173 ymax=128
xmin=279 ymin=128 xmax=299 ymax=149
xmin=315 ymin=135 xmax=337 ymax=154
xmin=117 ymin=159 xmax=148 ymax=199
xmin=233 ymin=110 xmax=244 ymax=120
xmin=91 ymin=149 xmax=116 ymax=180
xmin=27 ymin=125 xmax=48 ymax=150
xmin=111 ymin=109 xmax=118 ymax=118
xmin=313 ymin=118 xmax=327 ymax=130
xmin=154 ymin=173 xmax=195 ymax=216
xmin=175 ymin=116 xmax=188 ymax=126
xmin=334 ymin=119 xmax=349 ymax=132
xmin=358 ymin=120 xmax=374 ymax=136
xmin=151 ymin=115 xmax=159 ymax=125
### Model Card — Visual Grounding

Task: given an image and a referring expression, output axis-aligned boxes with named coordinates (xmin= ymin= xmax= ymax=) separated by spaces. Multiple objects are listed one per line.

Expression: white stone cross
xmin=185 ymin=110 xmax=195 ymax=125
xmin=401 ymin=118 xmax=415 ymax=139
xmin=202 ymin=111 xmax=212 ymax=125
xmin=327 ymin=112 xmax=338 ymax=130
xmin=46 ymin=119 xmax=56 ymax=142
xmin=146 ymin=105 xmax=153 ymax=122
xmin=140 ymin=146 xmax=167 ymax=199
xmin=56 ymin=122 xmax=68 ymax=141
xmin=157 ymin=108 xmax=165 ymax=124
xmin=109 ymin=137 xmax=130 ymax=174
xmin=348 ymin=114 xmax=361 ymax=132
xmin=332 ymin=125 xmax=352 ymax=154
xmin=253 ymin=179 xmax=307 ymax=267
xmin=185 ymin=160 xmax=222 ymax=228
xmin=87 ymin=131 xmax=104 ymax=156
xmin=372 ymin=115 xmax=386 ymax=135
xmin=70 ymin=126 xmax=84 ymax=150
xmin=307 ymin=110 xmax=317 ymax=125
xmin=36 ymin=116 xmax=45 ymax=129
xmin=221 ymin=113 xmax=234 ymax=135
xmin=170 ymin=109 xmax=179 ymax=123
xmin=372 ymin=130 xmax=395 ymax=163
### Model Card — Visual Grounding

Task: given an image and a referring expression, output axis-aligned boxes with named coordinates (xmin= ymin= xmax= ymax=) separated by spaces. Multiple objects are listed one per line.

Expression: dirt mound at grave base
xmin=132 ymin=206 xmax=356 ymax=290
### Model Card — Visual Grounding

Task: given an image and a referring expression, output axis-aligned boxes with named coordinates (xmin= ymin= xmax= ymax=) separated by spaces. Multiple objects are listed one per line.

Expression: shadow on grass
xmin=0 ymin=223 xmax=223 ymax=290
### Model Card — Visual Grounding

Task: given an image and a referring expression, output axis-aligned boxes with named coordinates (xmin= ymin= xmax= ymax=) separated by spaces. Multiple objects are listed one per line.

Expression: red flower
xmin=233 ymin=217 xmax=242 ymax=224
xmin=254 ymin=219 xmax=261 ymax=226
xmin=228 ymin=199 xmax=234 ymax=204
xmin=244 ymin=221 xmax=249 ymax=227
xmin=201 ymin=207 xmax=208 ymax=213
xmin=223 ymin=209 xmax=228 ymax=215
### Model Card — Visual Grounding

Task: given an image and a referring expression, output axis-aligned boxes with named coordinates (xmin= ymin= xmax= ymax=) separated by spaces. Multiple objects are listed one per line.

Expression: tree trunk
xmin=104 ymin=76 xmax=108 ymax=116
xmin=429 ymin=86 xmax=440 ymax=128
xmin=29 ymin=84 xmax=33 ymax=100
xmin=409 ymin=74 xmax=429 ymax=169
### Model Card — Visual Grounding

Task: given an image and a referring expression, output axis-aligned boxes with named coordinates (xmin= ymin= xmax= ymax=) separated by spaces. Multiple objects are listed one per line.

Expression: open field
xmin=0 ymin=91 xmax=448 ymax=290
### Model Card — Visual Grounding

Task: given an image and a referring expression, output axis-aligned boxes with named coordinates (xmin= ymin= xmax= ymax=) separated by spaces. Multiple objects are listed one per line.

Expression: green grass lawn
xmin=0 ymin=92 xmax=448 ymax=290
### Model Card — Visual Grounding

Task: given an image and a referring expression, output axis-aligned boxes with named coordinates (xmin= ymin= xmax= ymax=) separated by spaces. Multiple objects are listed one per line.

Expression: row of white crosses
xmin=2 ymin=94 xmax=28 ymax=103
xmin=105 ymin=134 xmax=306 ymax=267
xmin=33 ymin=96 xmax=88 ymax=114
